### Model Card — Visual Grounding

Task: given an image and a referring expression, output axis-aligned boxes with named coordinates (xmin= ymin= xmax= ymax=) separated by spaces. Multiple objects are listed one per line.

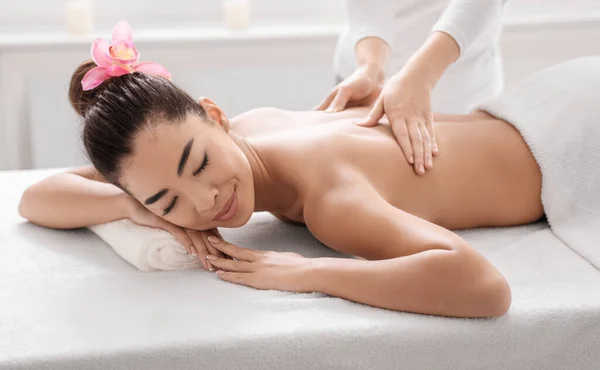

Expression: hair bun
xmin=69 ymin=60 xmax=107 ymax=117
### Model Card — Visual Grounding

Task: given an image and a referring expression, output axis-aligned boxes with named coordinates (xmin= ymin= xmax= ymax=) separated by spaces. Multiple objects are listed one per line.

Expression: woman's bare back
xmin=230 ymin=107 xmax=544 ymax=230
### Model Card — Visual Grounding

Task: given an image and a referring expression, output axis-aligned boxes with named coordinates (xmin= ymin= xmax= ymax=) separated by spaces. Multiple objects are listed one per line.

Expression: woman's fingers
xmin=206 ymin=254 xmax=254 ymax=272
xmin=199 ymin=230 xmax=225 ymax=271
xmin=419 ymin=123 xmax=433 ymax=169
xmin=425 ymin=117 xmax=439 ymax=156
xmin=186 ymin=230 xmax=211 ymax=270
xmin=211 ymin=229 xmax=233 ymax=260
xmin=315 ymin=88 xmax=338 ymax=111
xmin=356 ymin=96 xmax=384 ymax=127
xmin=206 ymin=236 xmax=257 ymax=262
xmin=326 ymin=87 xmax=351 ymax=113
xmin=202 ymin=230 xmax=225 ymax=258
xmin=389 ymin=115 xmax=414 ymax=165
xmin=406 ymin=119 xmax=425 ymax=175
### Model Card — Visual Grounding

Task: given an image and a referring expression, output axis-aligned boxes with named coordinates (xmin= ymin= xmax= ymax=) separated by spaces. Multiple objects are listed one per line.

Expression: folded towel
xmin=476 ymin=56 xmax=600 ymax=269
xmin=89 ymin=219 xmax=203 ymax=272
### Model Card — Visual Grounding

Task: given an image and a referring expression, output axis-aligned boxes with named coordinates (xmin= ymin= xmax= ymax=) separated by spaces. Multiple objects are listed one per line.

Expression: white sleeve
xmin=431 ymin=0 xmax=508 ymax=57
xmin=345 ymin=0 xmax=396 ymax=51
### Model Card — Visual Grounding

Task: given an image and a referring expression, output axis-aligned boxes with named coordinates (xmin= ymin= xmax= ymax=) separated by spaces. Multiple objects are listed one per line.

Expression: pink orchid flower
xmin=81 ymin=20 xmax=172 ymax=91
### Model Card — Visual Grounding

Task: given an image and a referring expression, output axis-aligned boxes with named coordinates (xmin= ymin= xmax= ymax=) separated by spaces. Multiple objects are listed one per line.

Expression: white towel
xmin=476 ymin=56 xmax=600 ymax=269
xmin=89 ymin=219 xmax=203 ymax=272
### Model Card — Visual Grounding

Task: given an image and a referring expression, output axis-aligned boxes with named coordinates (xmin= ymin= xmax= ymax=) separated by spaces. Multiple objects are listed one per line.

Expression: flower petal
xmin=106 ymin=65 xmax=130 ymax=77
xmin=106 ymin=40 xmax=139 ymax=65
xmin=112 ymin=20 xmax=133 ymax=43
xmin=133 ymin=62 xmax=172 ymax=79
xmin=104 ymin=53 xmax=139 ymax=66
xmin=91 ymin=38 xmax=111 ymax=67
xmin=81 ymin=67 xmax=110 ymax=91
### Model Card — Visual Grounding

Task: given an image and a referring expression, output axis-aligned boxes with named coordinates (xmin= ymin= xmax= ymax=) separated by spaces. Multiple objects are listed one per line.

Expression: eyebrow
xmin=178 ymin=139 xmax=194 ymax=177
xmin=144 ymin=188 xmax=168 ymax=205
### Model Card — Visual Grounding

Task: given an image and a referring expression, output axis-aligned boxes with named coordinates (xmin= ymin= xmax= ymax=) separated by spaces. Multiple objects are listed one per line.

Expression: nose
xmin=183 ymin=182 xmax=219 ymax=214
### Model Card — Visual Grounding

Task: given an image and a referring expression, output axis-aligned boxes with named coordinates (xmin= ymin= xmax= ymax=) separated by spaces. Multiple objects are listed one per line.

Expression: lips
xmin=213 ymin=186 xmax=237 ymax=222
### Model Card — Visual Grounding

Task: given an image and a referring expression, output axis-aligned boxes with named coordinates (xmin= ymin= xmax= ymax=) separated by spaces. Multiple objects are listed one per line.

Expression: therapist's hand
xmin=357 ymin=71 xmax=439 ymax=175
xmin=315 ymin=65 xmax=383 ymax=112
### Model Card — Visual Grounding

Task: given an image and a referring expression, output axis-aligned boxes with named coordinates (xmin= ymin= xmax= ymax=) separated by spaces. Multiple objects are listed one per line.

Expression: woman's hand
xmin=357 ymin=69 xmax=440 ymax=175
xmin=315 ymin=65 xmax=383 ymax=112
xmin=120 ymin=194 xmax=225 ymax=270
xmin=205 ymin=236 xmax=315 ymax=293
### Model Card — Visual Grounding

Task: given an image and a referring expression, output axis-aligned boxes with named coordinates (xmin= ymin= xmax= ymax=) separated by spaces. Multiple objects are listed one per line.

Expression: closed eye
xmin=163 ymin=196 xmax=178 ymax=216
xmin=163 ymin=153 xmax=209 ymax=216
xmin=193 ymin=153 xmax=210 ymax=176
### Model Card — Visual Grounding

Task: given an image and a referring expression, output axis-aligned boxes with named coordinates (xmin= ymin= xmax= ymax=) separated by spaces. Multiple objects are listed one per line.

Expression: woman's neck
xmin=229 ymin=132 xmax=296 ymax=215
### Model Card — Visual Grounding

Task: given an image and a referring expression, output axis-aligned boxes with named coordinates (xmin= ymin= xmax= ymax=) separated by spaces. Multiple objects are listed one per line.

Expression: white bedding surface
xmin=1 ymin=169 xmax=600 ymax=370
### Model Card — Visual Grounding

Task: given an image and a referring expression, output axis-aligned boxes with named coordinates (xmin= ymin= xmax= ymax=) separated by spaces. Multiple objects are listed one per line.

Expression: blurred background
xmin=0 ymin=0 xmax=599 ymax=171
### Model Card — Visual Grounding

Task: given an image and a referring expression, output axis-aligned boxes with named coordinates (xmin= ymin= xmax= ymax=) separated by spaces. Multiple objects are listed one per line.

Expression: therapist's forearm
xmin=18 ymin=172 xmax=129 ymax=229
xmin=403 ymin=31 xmax=460 ymax=88
xmin=307 ymin=248 xmax=511 ymax=317
xmin=355 ymin=37 xmax=390 ymax=83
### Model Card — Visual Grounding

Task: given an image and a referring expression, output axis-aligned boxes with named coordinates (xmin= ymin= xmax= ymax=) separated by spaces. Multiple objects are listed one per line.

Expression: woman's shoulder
xmin=229 ymin=107 xmax=297 ymax=138
xmin=231 ymin=107 xmax=288 ymax=125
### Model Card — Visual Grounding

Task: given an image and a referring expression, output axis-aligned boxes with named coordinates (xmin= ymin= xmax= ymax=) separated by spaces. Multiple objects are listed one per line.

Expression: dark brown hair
xmin=69 ymin=60 xmax=208 ymax=187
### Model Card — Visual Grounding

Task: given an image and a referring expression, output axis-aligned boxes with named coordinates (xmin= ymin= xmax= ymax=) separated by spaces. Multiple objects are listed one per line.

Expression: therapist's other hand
xmin=357 ymin=72 xmax=439 ymax=175
xmin=315 ymin=65 xmax=383 ymax=112
xmin=121 ymin=194 xmax=224 ymax=270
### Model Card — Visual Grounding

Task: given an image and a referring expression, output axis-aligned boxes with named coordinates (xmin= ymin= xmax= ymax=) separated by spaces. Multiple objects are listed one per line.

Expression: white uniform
xmin=334 ymin=0 xmax=508 ymax=114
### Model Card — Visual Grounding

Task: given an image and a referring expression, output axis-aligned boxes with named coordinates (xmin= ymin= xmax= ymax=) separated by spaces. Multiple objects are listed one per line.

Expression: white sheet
xmin=477 ymin=56 xmax=600 ymax=270
xmin=2 ymin=169 xmax=600 ymax=370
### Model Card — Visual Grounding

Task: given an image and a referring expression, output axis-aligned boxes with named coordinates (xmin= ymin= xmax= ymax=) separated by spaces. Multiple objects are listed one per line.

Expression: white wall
xmin=1 ymin=1 xmax=599 ymax=170
xmin=0 ymin=0 xmax=347 ymax=33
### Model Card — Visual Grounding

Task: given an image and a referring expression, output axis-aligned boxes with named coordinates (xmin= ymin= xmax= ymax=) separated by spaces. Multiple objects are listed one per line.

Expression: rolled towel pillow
xmin=89 ymin=219 xmax=203 ymax=272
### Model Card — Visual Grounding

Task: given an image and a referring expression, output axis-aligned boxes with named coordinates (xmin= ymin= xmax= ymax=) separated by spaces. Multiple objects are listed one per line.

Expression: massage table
xmin=1 ymin=169 xmax=599 ymax=369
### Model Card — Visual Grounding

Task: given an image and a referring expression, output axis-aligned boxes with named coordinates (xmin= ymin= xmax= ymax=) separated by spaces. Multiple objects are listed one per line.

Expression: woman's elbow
xmin=477 ymin=271 xmax=512 ymax=317
xmin=464 ymin=252 xmax=512 ymax=317
xmin=451 ymin=245 xmax=512 ymax=318
xmin=18 ymin=183 xmax=48 ymax=225
xmin=18 ymin=186 xmax=36 ymax=221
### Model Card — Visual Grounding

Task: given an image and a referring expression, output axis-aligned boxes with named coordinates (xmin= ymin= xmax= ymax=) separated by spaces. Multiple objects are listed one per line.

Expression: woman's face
xmin=120 ymin=103 xmax=254 ymax=231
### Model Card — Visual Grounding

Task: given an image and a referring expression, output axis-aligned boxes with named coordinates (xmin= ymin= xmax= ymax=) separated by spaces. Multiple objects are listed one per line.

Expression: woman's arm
xmin=431 ymin=0 xmax=507 ymax=60
xmin=18 ymin=166 xmax=129 ymax=228
xmin=302 ymin=186 xmax=511 ymax=318
xmin=354 ymin=37 xmax=389 ymax=85
xmin=406 ymin=0 xmax=507 ymax=89
xmin=346 ymin=0 xmax=395 ymax=64
xmin=19 ymin=166 xmax=224 ymax=263
xmin=315 ymin=1 xmax=393 ymax=112
xmin=206 ymin=186 xmax=510 ymax=317
xmin=347 ymin=0 xmax=394 ymax=81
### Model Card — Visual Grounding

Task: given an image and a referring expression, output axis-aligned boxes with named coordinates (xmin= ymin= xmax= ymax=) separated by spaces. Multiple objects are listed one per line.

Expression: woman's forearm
xmin=18 ymin=172 xmax=129 ymax=229
xmin=308 ymin=247 xmax=511 ymax=317
xmin=355 ymin=36 xmax=390 ymax=83
xmin=402 ymin=31 xmax=460 ymax=89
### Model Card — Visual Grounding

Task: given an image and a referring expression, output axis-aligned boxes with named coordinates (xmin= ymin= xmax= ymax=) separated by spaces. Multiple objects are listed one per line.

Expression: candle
xmin=222 ymin=0 xmax=250 ymax=29
xmin=65 ymin=0 xmax=94 ymax=35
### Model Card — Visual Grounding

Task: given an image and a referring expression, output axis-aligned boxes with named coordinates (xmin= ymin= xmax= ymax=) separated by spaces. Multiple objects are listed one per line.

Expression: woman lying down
xmin=19 ymin=24 xmax=600 ymax=318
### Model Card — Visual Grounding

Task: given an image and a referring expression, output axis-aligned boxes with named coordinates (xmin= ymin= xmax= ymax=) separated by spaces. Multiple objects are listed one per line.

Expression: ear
xmin=198 ymin=97 xmax=231 ymax=133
